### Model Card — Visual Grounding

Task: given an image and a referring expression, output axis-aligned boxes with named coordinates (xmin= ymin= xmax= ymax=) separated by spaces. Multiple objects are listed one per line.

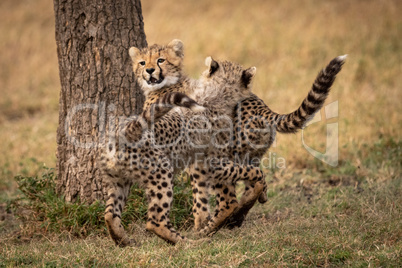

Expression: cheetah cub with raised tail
xmin=192 ymin=55 xmax=347 ymax=231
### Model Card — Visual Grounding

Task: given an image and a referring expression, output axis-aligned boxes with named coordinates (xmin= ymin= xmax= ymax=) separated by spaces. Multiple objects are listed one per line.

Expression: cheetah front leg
xmin=104 ymin=177 xmax=134 ymax=247
xmin=144 ymin=170 xmax=186 ymax=244
xmin=189 ymin=165 xmax=211 ymax=231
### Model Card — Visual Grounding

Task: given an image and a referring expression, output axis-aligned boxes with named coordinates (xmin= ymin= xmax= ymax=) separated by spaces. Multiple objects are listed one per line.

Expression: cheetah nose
xmin=146 ymin=68 xmax=155 ymax=74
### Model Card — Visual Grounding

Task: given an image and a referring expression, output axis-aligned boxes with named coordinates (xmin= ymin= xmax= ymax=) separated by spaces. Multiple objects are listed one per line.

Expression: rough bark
xmin=53 ymin=0 xmax=147 ymax=203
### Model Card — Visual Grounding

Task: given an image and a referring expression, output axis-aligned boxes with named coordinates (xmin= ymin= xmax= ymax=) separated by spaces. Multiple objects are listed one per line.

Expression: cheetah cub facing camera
xmin=101 ymin=47 xmax=267 ymax=246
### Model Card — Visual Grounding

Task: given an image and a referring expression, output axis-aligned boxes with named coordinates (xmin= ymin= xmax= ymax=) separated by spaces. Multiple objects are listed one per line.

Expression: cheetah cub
xmin=192 ymin=55 xmax=347 ymax=230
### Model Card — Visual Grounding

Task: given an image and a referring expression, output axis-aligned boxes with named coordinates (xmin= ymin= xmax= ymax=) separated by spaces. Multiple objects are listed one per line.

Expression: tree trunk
xmin=53 ymin=0 xmax=147 ymax=203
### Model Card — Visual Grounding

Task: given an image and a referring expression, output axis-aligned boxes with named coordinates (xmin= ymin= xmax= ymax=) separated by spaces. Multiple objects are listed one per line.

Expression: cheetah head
xmin=129 ymin=39 xmax=184 ymax=96
xmin=196 ymin=56 xmax=257 ymax=108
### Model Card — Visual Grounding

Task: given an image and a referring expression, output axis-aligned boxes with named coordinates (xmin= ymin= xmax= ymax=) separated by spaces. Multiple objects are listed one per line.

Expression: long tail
xmin=275 ymin=55 xmax=347 ymax=133
xmin=123 ymin=92 xmax=205 ymax=142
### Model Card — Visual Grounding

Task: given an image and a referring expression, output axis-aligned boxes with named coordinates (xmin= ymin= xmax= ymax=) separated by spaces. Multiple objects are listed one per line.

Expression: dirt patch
xmin=263 ymin=208 xmax=292 ymax=224
xmin=0 ymin=203 xmax=13 ymax=222
xmin=327 ymin=175 xmax=359 ymax=187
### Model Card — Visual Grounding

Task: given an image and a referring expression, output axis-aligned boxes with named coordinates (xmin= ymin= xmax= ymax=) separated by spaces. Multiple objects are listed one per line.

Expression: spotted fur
xmin=125 ymin=38 xmax=346 ymax=238
xmin=100 ymin=44 xmax=266 ymax=246
xmin=148 ymin=54 xmax=346 ymax=231
xmin=135 ymin=50 xmax=268 ymax=236
xmin=124 ymin=92 xmax=206 ymax=143
xmin=129 ymin=40 xmax=268 ymax=235
xmin=275 ymin=55 xmax=347 ymax=133
xmin=210 ymin=55 xmax=347 ymax=229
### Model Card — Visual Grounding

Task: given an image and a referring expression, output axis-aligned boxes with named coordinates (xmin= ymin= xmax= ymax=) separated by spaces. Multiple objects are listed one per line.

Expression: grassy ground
xmin=1 ymin=0 xmax=401 ymax=266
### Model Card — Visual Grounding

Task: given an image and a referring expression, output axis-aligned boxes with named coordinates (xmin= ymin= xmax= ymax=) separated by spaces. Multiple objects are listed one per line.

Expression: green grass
xmin=5 ymin=168 xmax=193 ymax=239
xmin=0 ymin=0 xmax=401 ymax=266
xmin=1 ymin=165 xmax=401 ymax=266
xmin=9 ymin=168 xmax=106 ymax=237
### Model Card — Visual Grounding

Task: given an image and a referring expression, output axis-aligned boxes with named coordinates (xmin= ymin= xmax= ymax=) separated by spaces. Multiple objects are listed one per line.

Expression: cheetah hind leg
xmin=204 ymin=182 xmax=238 ymax=235
xmin=226 ymin=177 xmax=267 ymax=229
xmin=196 ymin=164 xmax=264 ymax=237
xmin=241 ymin=180 xmax=268 ymax=204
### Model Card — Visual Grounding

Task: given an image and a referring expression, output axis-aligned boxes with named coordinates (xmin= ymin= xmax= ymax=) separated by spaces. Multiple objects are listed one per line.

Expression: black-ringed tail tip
xmin=190 ymin=104 xmax=207 ymax=113
xmin=275 ymin=54 xmax=347 ymax=133
xmin=337 ymin=55 xmax=348 ymax=61
xmin=333 ymin=55 xmax=348 ymax=67
xmin=180 ymin=96 xmax=206 ymax=112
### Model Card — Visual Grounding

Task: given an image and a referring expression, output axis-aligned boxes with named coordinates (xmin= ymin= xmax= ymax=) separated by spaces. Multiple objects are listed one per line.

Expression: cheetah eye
xmin=157 ymin=58 xmax=165 ymax=64
xmin=139 ymin=61 xmax=145 ymax=66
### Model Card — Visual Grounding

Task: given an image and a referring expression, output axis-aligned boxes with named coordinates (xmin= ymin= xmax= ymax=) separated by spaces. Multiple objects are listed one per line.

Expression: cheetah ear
xmin=205 ymin=56 xmax=219 ymax=76
xmin=167 ymin=39 xmax=184 ymax=58
xmin=129 ymin=47 xmax=140 ymax=61
xmin=241 ymin=67 xmax=257 ymax=88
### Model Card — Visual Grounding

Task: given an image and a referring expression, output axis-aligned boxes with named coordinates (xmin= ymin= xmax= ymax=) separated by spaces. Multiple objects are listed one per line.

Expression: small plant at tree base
xmin=12 ymin=168 xmax=105 ymax=236
xmin=11 ymin=167 xmax=193 ymax=236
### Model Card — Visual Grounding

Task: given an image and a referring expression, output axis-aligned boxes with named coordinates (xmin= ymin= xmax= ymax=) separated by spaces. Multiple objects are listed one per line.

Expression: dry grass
xmin=0 ymin=0 xmax=401 ymax=266
xmin=0 ymin=0 xmax=59 ymax=194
